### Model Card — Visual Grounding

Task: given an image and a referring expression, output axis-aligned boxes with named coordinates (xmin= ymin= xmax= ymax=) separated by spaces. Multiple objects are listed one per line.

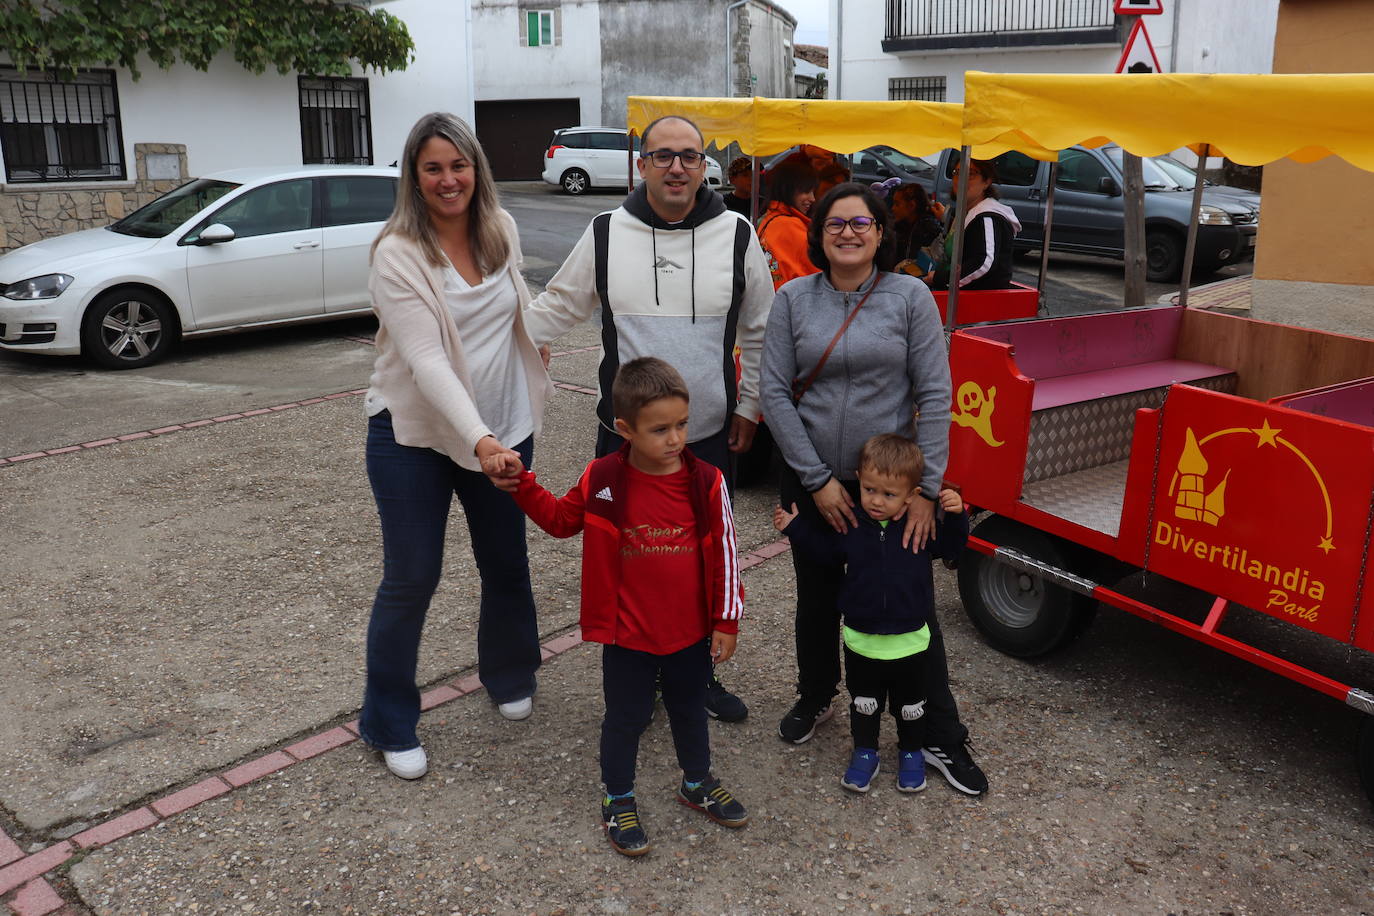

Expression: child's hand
xmin=710 ymin=630 xmax=738 ymax=665
xmin=939 ymin=487 xmax=964 ymax=514
xmin=772 ymin=502 xmax=799 ymax=532
xmin=482 ymin=451 xmax=525 ymax=491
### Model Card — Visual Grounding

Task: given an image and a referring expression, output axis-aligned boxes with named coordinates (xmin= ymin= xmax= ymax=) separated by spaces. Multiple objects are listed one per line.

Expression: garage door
xmin=475 ymin=98 xmax=581 ymax=180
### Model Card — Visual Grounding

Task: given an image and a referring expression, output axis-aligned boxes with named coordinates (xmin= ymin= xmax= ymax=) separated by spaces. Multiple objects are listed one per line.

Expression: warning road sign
xmin=1114 ymin=0 xmax=1164 ymax=13
xmin=1116 ymin=18 xmax=1165 ymax=74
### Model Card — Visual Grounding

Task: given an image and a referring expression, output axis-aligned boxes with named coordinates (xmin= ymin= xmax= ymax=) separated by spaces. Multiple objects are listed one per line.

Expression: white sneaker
xmin=382 ymin=746 xmax=427 ymax=779
xmin=497 ymin=696 xmax=533 ymax=720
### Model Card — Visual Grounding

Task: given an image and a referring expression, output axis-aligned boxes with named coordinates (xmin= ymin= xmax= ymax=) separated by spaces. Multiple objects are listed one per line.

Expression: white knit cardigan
xmin=366 ymin=209 xmax=552 ymax=471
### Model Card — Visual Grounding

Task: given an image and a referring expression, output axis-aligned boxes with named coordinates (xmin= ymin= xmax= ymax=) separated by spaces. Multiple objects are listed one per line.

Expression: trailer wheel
xmin=1359 ymin=716 xmax=1374 ymax=808
xmin=958 ymin=515 xmax=1096 ymax=658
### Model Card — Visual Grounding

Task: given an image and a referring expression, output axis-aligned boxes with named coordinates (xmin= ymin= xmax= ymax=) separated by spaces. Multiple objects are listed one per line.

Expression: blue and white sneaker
xmin=898 ymin=750 xmax=927 ymax=792
xmin=840 ymin=748 xmax=880 ymax=793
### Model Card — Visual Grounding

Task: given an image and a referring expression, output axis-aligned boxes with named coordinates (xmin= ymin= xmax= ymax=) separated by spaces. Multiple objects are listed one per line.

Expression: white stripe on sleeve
xmin=718 ymin=482 xmax=743 ymax=620
xmin=959 ymin=214 xmax=997 ymax=287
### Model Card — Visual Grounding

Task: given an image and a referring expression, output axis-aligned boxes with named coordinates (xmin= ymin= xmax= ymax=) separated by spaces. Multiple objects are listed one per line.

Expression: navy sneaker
xmin=676 ymin=776 xmax=748 ymax=827
xmin=705 ymin=673 xmax=748 ymax=722
xmin=602 ymin=795 xmax=650 ymax=856
xmin=778 ymin=698 xmax=834 ymax=744
xmin=923 ymin=741 xmax=988 ymax=796
xmin=898 ymin=750 xmax=927 ymax=793
xmin=840 ymin=748 xmax=880 ymax=793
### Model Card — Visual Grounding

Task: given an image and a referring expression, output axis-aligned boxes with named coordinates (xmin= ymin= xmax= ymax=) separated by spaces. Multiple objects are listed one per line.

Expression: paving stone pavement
xmin=3 ymin=322 xmax=1374 ymax=914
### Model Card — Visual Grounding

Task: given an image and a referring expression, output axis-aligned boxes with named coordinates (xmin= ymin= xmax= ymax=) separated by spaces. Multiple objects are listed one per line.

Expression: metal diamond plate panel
xmin=1021 ymin=460 xmax=1131 ymax=536
xmin=1025 ymin=375 xmax=1235 ymax=484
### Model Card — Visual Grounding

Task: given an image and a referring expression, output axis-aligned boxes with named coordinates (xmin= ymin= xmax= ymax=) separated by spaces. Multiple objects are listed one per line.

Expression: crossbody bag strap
xmin=792 ymin=273 xmax=881 ymax=404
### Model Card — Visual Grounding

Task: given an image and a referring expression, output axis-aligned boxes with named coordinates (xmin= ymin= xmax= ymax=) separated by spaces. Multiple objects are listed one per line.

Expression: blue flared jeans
xmin=359 ymin=411 xmax=540 ymax=751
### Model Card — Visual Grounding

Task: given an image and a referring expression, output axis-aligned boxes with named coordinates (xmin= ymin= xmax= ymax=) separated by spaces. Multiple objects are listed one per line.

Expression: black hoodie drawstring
xmin=690 ymin=224 xmax=696 ymax=324
xmin=651 ymin=224 xmax=660 ymax=307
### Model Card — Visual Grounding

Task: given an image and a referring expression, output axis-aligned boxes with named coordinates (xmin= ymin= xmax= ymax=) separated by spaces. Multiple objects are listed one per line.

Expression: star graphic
xmin=1251 ymin=420 xmax=1281 ymax=447
xmin=1318 ymin=536 xmax=1335 ymax=554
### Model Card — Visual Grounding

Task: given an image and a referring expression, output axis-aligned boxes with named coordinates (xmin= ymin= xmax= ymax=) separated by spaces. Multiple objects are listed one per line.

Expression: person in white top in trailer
xmin=523 ymin=115 xmax=774 ymax=723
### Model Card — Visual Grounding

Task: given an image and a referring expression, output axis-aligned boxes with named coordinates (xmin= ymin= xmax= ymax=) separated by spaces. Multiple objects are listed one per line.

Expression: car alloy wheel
xmin=82 ymin=290 xmax=176 ymax=369
xmin=561 ymin=168 xmax=590 ymax=195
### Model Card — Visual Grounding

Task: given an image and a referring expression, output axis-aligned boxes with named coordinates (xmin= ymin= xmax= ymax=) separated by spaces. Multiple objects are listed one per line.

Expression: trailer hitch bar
xmin=967 ymin=535 xmax=1374 ymax=717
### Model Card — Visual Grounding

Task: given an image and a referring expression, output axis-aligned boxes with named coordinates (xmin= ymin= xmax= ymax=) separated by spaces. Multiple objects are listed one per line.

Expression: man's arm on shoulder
xmin=522 ymin=218 xmax=604 ymax=347
xmin=733 ymin=223 xmax=776 ymax=421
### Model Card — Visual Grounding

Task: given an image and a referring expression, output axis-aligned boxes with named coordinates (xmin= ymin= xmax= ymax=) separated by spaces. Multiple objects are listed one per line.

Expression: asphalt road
xmin=0 ymin=180 xmax=1251 ymax=457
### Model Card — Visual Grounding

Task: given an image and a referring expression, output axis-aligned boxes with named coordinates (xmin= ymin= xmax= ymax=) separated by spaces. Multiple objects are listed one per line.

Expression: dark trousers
xmin=596 ymin=421 xmax=735 ymax=495
xmin=781 ymin=466 xmax=968 ymax=748
xmin=844 ymin=646 xmax=928 ymax=751
xmin=600 ymin=640 xmax=712 ymax=796
xmin=359 ymin=411 xmax=541 ymax=751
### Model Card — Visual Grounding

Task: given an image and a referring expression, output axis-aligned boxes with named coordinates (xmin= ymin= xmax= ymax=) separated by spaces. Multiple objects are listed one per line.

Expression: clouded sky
xmin=779 ymin=0 xmax=829 ymax=47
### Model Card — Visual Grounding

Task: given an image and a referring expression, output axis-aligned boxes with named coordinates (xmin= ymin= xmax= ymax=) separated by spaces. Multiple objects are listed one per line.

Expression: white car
xmin=541 ymin=126 xmax=723 ymax=195
xmin=0 ymin=164 xmax=399 ymax=368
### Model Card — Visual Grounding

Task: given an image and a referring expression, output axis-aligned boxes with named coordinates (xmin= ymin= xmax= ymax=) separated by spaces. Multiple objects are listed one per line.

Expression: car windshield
xmin=1104 ymin=148 xmax=1184 ymax=190
xmin=109 ymin=179 xmax=241 ymax=238
xmin=875 ymin=146 xmax=934 ymax=176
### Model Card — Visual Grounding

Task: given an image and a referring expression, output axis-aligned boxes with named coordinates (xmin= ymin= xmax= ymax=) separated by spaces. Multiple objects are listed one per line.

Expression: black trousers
xmin=596 ymin=421 xmax=736 ymax=495
xmin=600 ymin=640 xmax=712 ymax=796
xmin=844 ymin=646 xmax=928 ymax=751
xmin=781 ymin=466 xmax=969 ymax=748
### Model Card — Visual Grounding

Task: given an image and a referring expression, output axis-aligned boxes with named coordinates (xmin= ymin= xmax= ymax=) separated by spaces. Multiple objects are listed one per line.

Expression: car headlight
xmin=3 ymin=273 xmax=74 ymax=300
xmin=1198 ymin=206 xmax=1233 ymax=226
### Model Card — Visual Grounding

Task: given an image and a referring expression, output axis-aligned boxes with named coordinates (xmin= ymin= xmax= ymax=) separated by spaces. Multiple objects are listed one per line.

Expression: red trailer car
xmin=945 ymin=72 xmax=1374 ymax=806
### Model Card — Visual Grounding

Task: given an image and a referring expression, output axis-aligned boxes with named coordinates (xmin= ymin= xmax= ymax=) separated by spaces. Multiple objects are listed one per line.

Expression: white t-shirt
xmin=367 ymin=265 xmax=533 ymax=449
xmin=443 ymin=266 xmax=534 ymax=447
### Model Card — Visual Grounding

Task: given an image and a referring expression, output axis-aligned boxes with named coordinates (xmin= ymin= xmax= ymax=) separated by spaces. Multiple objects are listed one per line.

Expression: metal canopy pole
xmin=1177 ymin=143 xmax=1210 ymax=309
xmin=749 ymin=156 xmax=760 ymax=223
xmin=944 ymin=145 xmax=973 ymax=335
xmin=1036 ymin=160 xmax=1059 ymax=316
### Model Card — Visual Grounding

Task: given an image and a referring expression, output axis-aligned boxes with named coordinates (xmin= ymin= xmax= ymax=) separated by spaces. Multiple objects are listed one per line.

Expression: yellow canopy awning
xmin=961 ymin=71 xmax=1374 ymax=170
xmin=626 ymin=95 xmax=1041 ymax=160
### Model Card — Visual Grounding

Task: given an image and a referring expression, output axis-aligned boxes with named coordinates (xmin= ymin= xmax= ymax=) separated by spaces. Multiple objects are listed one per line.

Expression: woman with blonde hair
xmin=360 ymin=112 xmax=553 ymax=780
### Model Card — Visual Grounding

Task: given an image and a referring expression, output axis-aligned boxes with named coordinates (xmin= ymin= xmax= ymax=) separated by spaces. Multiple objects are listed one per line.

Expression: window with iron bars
xmin=889 ymin=77 xmax=946 ymax=102
xmin=299 ymin=77 xmax=373 ymax=165
xmin=0 ymin=68 xmax=125 ymax=183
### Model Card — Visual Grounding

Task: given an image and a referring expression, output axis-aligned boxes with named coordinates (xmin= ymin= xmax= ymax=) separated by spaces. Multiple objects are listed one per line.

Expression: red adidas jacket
xmin=511 ymin=444 xmax=743 ymax=653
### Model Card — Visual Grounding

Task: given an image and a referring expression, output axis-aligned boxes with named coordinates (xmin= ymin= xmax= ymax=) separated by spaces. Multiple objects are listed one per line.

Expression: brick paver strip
xmin=241 ymin=408 xmax=273 ymax=416
xmin=149 ymin=426 xmax=184 ymax=435
xmin=420 ymin=685 xmax=462 ymax=711
xmin=45 ymin=446 xmax=82 ymax=455
xmin=284 ymin=727 xmax=355 ymax=762
xmin=80 ymin=438 xmax=118 ymax=448
xmin=182 ymin=419 xmax=214 ymax=428
xmin=451 ymin=673 xmax=484 ymax=695
xmin=9 ymin=877 xmax=64 ymax=916
xmin=0 ymin=828 xmax=23 ymax=867
xmin=116 ymin=432 xmax=152 ymax=442
xmin=222 ymin=751 xmax=295 ymax=788
xmin=150 ymin=777 xmax=231 ymax=818
xmin=72 ymin=807 xmax=158 ymax=850
xmin=211 ymin=414 xmax=244 ymax=422
xmin=343 ymin=719 xmax=360 ymax=735
xmin=7 ymin=453 xmax=45 ymax=462
xmin=0 ymin=843 xmax=72 ymax=897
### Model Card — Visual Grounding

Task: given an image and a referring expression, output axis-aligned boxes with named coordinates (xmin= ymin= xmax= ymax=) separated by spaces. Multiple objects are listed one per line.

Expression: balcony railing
xmin=884 ymin=0 xmax=1118 ymax=52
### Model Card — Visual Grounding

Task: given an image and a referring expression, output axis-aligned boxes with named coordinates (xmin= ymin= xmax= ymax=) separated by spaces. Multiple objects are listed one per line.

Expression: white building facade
xmin=471 ymin=0 xmax=797 ymax=179
xmin=830 ymin=0 xmax=1278 ymax=104
xmin=0 ymin=0 xmax=470 ymax=251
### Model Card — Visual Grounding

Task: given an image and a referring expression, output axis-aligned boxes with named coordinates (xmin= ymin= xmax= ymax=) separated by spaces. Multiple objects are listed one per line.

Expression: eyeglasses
xmin=645 ymin=149 xmax=706 ymax=169
xmin=822 ymin=216 xmax=877 ymax=235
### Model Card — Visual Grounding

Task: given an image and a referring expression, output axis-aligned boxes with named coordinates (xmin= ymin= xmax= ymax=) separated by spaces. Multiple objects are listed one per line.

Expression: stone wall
xmin=0 ymin=143 xmax=189 ymax=252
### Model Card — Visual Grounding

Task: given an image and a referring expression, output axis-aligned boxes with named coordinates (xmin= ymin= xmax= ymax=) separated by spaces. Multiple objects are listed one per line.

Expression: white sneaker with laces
xmin=498 ymin=696 xmax=533 ymax=720
xmin=382 ymin=746 xmax=428 ymax=780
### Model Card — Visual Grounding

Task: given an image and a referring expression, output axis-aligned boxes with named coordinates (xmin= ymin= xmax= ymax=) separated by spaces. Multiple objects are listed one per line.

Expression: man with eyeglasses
xmin=524 ymin=115 xmax=775 ymax=724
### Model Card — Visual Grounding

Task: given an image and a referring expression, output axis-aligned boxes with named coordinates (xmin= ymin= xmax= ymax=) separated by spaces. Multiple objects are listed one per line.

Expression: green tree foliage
xmin=1 ymin=1 xmax=414 ymax=79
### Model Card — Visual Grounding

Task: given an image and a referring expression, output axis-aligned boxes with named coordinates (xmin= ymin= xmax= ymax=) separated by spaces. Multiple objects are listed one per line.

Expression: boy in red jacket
xmin=492 ymin=357 xmax=747 ymax=856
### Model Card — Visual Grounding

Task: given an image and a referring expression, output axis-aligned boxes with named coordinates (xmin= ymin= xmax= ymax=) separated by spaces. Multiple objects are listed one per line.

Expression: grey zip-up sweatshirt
xmin=761 ymin=267 xmax=951 ymax=497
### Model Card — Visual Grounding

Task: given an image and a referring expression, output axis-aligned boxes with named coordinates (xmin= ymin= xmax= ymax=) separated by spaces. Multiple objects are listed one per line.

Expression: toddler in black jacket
xmin=774 ymin=433 xmax=968 ymax=794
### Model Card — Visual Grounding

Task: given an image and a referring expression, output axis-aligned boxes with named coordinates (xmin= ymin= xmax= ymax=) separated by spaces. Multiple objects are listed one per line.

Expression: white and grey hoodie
xmin=524 ymin=184 xmax=774 ymax=441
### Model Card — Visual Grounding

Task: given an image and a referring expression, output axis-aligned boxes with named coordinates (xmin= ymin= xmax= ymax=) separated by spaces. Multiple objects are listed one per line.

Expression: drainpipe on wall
xmin=833 ymin=0 xmax=843 ymax=99
xmin=463 ymin=0 xmax=476 ymax=125
xmin=726 ymin=0 xmax=749 ymax=97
